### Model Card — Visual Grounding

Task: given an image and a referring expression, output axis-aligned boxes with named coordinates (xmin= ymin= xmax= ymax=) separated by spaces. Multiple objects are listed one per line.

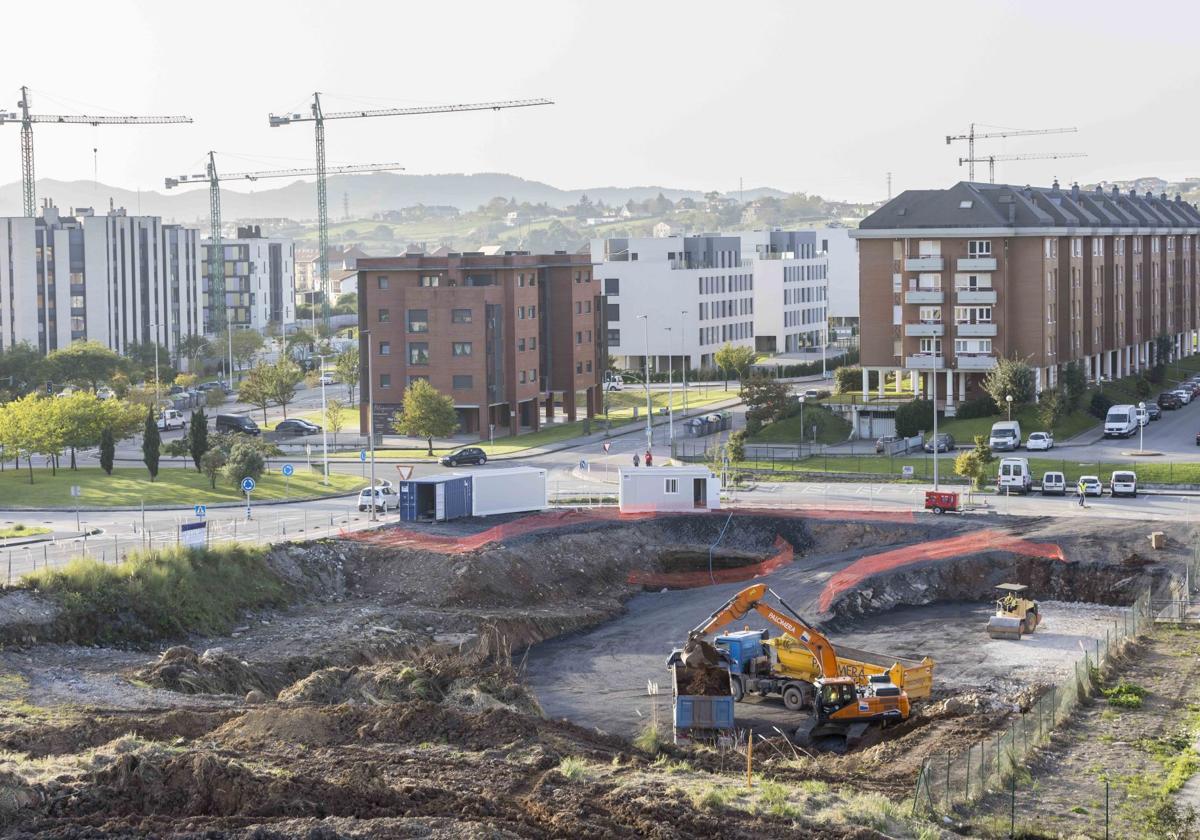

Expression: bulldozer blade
xmin=987 ymin=616 xmax=1023 ymax=640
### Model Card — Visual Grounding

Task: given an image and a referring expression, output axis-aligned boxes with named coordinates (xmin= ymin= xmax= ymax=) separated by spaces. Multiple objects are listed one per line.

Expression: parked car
xmin=1026 ymin=431 xmax=1054 ymax=451
xmin=1104 ymin=404 xmax=1139 ymax=438
xmin=357 ymin=484 xmax=397 ymax=513
xmin=1041 ymin=471 xmax=1067 ymax=496
xmin=997 ymin=457 xmax=1032 ymax=494
xmin=802 ymin=388 xmax=831 ymax=399
xmin=156 ymin=409 xmax=187 ymax=431
xmin=95 ymin=387 xmax=116 ymax=400
xmin=875 ymin=435 xmax=902 ymax=454
xmin=1158 ymin=391 xmax=1183 ymax=410
xmin=317 ymin=373 xmax=336 ymax=386
xmin=196 ymin=381 xmax=223 ymax=392
xmin=988 ymin=421 xmax=1022 ymax=451
xmin=606 ymin=380 xmax=624 ymax=392
xmin=1109 ymin=470 xmax=1138 ymax=498
xmin=923 ymin=433 xmax=955 ymax=453
xmin=440 ymin=446 xmax=487 ymax=467
xmin=1077 ymin=475 xmax=1103 ymax=497
xmin=275 ymin=418 xmax=322 ymax=436
xmin=1146 ymin=403 xmax=1162 ymax=421
xmin=215 ymin=413 xmax=260 ymax=435
xmin=1172 ymin=389 xmax=1193 ymax=405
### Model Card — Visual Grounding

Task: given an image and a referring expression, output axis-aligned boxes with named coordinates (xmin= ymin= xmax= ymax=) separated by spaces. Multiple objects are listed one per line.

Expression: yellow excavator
xmin=682 ymin=583 xmax=910 ymax=748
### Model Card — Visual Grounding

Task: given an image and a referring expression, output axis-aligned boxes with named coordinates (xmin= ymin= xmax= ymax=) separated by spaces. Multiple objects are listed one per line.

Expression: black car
xmin=1158 ymin=392 xmax=1183 ymax=410
xmin=215 ymin=413 xmax=260 ymax=435
xmin=923 ymin=433 xmax=956 ymax=453
xmin=1146 ymin=403 xmax=1162 ymax=421
xmin=440 ymin=447 xmax=487 ymax=467
xmin=275 ymin=418 xmax=322 ymax=436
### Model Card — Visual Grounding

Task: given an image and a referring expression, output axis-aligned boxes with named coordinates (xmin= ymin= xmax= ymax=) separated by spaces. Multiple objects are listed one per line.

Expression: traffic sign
xmin=579 ymin=458 xmax=588 ymax=471
xmin=241 ymin=477 xmax=256 ymax=493
xmin=69 ymin=485 xmax=81 ymax=498
xmin=602 ymin=442 xmax=611 ymax=453
xmin=281 ymin=463 xmax=295 ymax=477
xmin=902 ymin=466 xmax=915 ymax=478
xmin=360 ymin=449 xmax=368 ymax=462
xmin=194 ymin=504 xmax=207 ymax=518
xmin=395 ymin=464 xmax=414 ymax=480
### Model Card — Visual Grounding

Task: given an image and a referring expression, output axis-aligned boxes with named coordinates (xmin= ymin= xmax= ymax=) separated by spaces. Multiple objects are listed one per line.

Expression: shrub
xmin=727 ymin=430 xmax=746 ymax=462
xmin=1037 ymin=388 xmax=1066 ymax=429
xmin=982 ymin=358 xmax=1036 ymax=409
xmin=223 ymin=440 xmax=265 ymax=487
xmin=557 ymin=756 xmax=589 ymax=781
xmin=633 ymin=722 xmax=664 ymax=755
xmin=954 ymin=394 xmax=998 ymax=420
xmin=1089 ymin=392 xmax=1114 ymax=419
xmin=1101 ymin=679 xmax=1147 ymax=709
xmin=1135 ymin=376 xmax=1152 ymax=398
xmin=894 ymin=398 xmax=934 ymax=438
xmin=834 ymin=366 xmax=861 ymax=394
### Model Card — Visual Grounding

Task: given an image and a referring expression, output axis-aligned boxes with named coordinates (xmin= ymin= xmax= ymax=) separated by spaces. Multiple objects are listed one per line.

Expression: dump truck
xmin=986 ymin=583 xmax=1041 ymax=640
xmin=665 ymin=649 xmax=735 ymax=743
xmin=713 ymin=628 xmax=933 ymax=709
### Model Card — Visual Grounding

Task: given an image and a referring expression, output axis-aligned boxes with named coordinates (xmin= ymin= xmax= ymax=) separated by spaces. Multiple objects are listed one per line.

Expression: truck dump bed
xmin=670 ymin=664 xmax=734 ymax=734
xmin=767 ymin=636 xmax=934 ymax=699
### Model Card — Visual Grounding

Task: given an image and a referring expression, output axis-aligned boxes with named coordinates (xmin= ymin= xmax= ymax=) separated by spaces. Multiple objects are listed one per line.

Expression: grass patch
xmin=937 ymin=404 xmax=1098 ymax=443
xmin=0 ymin=466 xmax=362 ymax=509
xmin=748 ymin=403 xmax=853 ymax=445
xmin=0 ymin=524 xmax=50 ymax=539
xmin=692 ymin=784 xmax=738 ymax=811
xmin=633 ymin=722 xmax=666 ymax=756
xmin=22 ymin=544 xmax=290 ymax=644
xmin=557 ymin=756 xmax=590 ymax=781
xmin=1102 ymin=679 xmax=1148 ymax=709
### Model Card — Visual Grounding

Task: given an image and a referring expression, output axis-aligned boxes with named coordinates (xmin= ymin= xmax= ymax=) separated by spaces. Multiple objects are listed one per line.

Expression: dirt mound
xmin=137 ymin=645 xmax=283 ymax=697
xmin=0 ymin=709 xmax=236 ymax=759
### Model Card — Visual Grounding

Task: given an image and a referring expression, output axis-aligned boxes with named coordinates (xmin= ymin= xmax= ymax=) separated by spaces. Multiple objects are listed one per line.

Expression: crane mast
xmin=313 ymin=93 xmax=330 ymax=331
xmin=1 ymin=85 xmax=192 ymax=217
xmin=945 ymin=123 xmax=1078 ymax=181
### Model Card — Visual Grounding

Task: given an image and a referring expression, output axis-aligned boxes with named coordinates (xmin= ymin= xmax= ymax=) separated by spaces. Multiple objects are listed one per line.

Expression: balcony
xmin=956 ymin=354 xmax=997 ymax=371
xmin=906 ymin=354 xmax=945 ymax=370
xmin=904 ymin=256 xmax=944 ymax=271
xmin=955 ymin=322 xmax=997 ymax=337
xmin=956 ymin=288 xmax=997 ymax=304
xmin=957 ymin=257 xmax=997 ymax=271
xmin=904 ymin=289 xmax=944 ymax=304
xmin=904 ymin=322 xmax=945 ymax=337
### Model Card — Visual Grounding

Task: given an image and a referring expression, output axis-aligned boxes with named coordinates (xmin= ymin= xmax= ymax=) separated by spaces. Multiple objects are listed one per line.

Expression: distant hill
xmin=0 ymin=172 xmax=782 ymax=221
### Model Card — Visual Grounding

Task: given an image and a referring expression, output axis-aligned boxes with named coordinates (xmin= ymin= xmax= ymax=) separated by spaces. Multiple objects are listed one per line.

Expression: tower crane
xmin=267 ymin=94 xmax=553 ymax=330
xmin=165 ymin=155 xmax=404 ymax=376
xmin=0 ymin=86 xmax=192 ymax=217
xmin=945 ymin=124 xmax=1077 ymax=181
xmin=956 ymin=152 xmax=1088 ymax=184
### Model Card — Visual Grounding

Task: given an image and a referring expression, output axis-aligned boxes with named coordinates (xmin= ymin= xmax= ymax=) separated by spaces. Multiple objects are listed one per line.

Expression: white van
xmin=1040 ymin=471 xmax=1066 ymax=495
xmin=1109 ymin=470 xmax=1138 ymax=498
xmin=1103 ymin=405 xmax=1138 ymax=438
xmin=989 ymin=421 xmax=1022 ymax=451
xmin=997 ymin=457 xmax=1032 ymax=494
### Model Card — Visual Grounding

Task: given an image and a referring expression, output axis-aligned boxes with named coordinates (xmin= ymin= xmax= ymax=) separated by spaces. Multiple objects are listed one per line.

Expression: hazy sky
xmin=4 ymin=0 xmax=1198 ymax=203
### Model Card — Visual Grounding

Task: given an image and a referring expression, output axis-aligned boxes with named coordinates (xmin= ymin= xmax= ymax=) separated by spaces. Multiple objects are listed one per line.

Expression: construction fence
xmin=910 ymin=588 xmax=1153 ymax=821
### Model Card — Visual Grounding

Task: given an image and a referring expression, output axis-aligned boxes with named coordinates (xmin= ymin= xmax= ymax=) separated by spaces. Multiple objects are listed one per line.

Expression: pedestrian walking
xmin=644 ymin=449 xmax=653 ymax=467
xmin=632 ymin=453 xmax=640 ymax=468
xmin=1077 ymin=478 xmax=1087 ymax=507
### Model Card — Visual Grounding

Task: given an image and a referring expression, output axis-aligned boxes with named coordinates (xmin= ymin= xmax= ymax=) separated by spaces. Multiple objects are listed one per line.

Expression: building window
xmin=585 ymin=300 xmax=592 ymax=313
xmin=408 ymin=342 xmax=429 ymax=365
xmin=574 ymin=272 xmax=581 ymax=283
xmin=518 ymin=338 xmax=526 ymax=351
xmin=664 ymin=478 xmax=678 ymax=494
xmin=453 ymin=374 xmax=473 ymax=390
xmin=377 ymin=275 xmax=389 ymax=289
xmin=576 ymin=331 xmax=583 ymax=344
xmin=518 ymin=273 xmax=526 ymax=287
xmin=379 ymin=373 xmax=391 ymax=388
xmin=576 ymin=362 xmax=583 ymax=374
xmin=586 ymin=360 xmax=592 ymax=372
xmin=604 ymin=278 xmax=619 ymax=296
xmin=378 ymin=308 xmax=390 ymax=323
xmin=452 ymin=342 xmax=472 ymax=356
xmin=530 ymin=337 xmax=536 ymax=350
xmin=529 ymin=305 xmax=536 ymax=318
xmin=576 ymin=301 xmax=583 ymax=314
xmin=520 ymin=370 xmax=527 ymax=383
xmin=452 ymin=308 xmax=472 ymax=323
xmin=379 ymin=341 xmax=391 ymax=356
xmin=606 ymin=303 xmax=620 ymax=322
xmin=530 ymin=368 xmax=537 ymax=382
xmin=967 ymin=240 xmax=992 ymax=257
xmin=407 ymin=309 xmax=428 ymax=333
xmin=608 ymin=328 xmax=620 ymax=346
xmin=419 ymin=274 xmax=439 ymax=287
xmin=518 ymin=306 xmax=525 ymax=319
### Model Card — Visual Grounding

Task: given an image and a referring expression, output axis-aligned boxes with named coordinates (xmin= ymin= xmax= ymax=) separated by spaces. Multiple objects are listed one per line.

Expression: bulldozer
xmin=986 ymin=583 xmax=1041 ymax=640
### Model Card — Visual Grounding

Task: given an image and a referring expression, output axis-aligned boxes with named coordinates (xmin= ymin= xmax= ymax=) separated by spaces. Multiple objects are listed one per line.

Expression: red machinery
xmin=924 ymin=490 xmax=960 ymax=514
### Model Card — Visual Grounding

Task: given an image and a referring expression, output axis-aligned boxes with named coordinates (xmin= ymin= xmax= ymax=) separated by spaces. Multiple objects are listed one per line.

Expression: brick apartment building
xmin=355 ymin=251 xmax=605 ymax=437
xmin=850 ymin=180 xmax=1200 ymax=409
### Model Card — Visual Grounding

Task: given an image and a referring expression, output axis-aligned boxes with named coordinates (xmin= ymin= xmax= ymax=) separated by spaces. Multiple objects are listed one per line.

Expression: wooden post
xmin=746 ymin=734 xmax=753 ymax=789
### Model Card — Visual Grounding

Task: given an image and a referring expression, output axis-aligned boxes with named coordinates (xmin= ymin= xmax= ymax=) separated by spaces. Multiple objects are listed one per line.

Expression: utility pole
xmin=886 ymin=171 xmax=892 ymax=201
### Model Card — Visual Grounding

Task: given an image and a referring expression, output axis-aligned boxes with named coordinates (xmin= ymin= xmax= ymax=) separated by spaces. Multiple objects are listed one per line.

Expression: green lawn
xmin=938 ymin=405 xmax=1098 ymax=444
xmin=749 ymin=404 xmax=853 ymax=445
xmin=0 ymin=466 xmax=363 ymax=508
xmin=0 ymin=524 xmax=51 ymax=539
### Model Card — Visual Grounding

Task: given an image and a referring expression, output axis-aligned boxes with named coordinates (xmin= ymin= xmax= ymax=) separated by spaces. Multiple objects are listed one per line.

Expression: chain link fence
xmin=911 ymin=588 xmax=1153 ymax=821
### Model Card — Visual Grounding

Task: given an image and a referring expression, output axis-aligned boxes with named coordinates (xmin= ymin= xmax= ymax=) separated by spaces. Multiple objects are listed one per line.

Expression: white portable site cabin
xmin=618 ymin=466 xmax=721 ymax=513
xmin=470 ymin=467 xmax=548 ymax=516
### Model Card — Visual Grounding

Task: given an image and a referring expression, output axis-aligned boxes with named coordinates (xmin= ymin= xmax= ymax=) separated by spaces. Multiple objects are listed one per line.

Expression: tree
xmin=200 ymin=449 xmax=226 ymax=490
xmin=335 ymin=347 xmax=360 ymax=405
xmin=225 ymin=329 xmax=265 ymax=381
xmin=0 ymin=342 xmax=48 ymax=397
xmin=982 ymin=358 xmax=1036 ymax=411
xmin=391 ymin=379 xmax=458 ymax=455
xmin=174 ymin=373 xmax=198 ymax=390
xmin=285 ymin=329 xmax=315 ymax=365
xmin=325 ymin=397 xmax=346 ymax=445
xmin=894 ymin=398 xmax=934 ymax=438
xmin=1061 ymin=361 xmax=1087 ymax=411
xmin=223 ymin=439 xmax=265 ymax=488
xmin=726 ymin=430 xmax=746 ymax=462
xmin=266 ymin=359 xmax=303 ymax=420
xmin=834 ymin=366 xmax=861 ymax=395
xmin=1037 ymin=388 xmax=1065 ymax=430
xmin=188 ymin=407 xmax=208 ymax=472
xmin=740 ymin=375 xmax=791 ymax=431
xmin=99 ymin=427 xmax=115 ymax=475
xmin=713 ymin=344 xmax=756 ymax=389
xmin=238 ymin=364 xmax=273 ymax=424
xmin=123 ymin=341 xmax=177 ymax=385
xmin=54 ymin=392 xmax=108 ymax=469
xmin=954 ymin=435 xmax=995 ymax=489
xmin=1155 ymin=333 xmax=1174 ymax=367
xmin=45 ymin=341 xmax=126 ymax=393
xmin=142 ymin=408 xmax=161 ymax=481
xmin=177 ymin=334 xmax=210 ymax=373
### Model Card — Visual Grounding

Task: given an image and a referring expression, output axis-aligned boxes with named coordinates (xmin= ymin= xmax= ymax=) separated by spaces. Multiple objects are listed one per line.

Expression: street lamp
xmin=362 ymin=328 xmax=377 ymax=521
xmin=638 ymin=314 xmax=652 ymax=452
xmin=1138 ymin=400 xmax=1146 ymax=453
xmin=665 ymin=326 xmax=674 ymax=448
xmin=1006 ymin=394 xmax=1013 ymax=421
xmin=680 ymin=310 xmax=689 ymax=417
xmin=148 ymin=322 xmax=161 ymax=404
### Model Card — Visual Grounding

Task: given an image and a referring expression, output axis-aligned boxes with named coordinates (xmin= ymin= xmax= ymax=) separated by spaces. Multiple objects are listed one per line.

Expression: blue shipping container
xmin=398 ymin=474 xmax=473 ymax=522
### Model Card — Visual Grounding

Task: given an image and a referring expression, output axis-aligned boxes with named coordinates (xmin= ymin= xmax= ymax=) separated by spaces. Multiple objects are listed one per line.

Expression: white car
xmin=1026 ymin=432 xmax=1054 ymax=451
xmin=156 ymin=409 xmax=187 ymax=431
xmin=96 ymin=387 xmax=116 ymax=400
xmin=1173 ymin=389 xmax=1193 ymax=405
xmin=358 ymin=485 xmax=396 ymax=513
xmin=318 ymin=373 xmax=336 ymax=386
xmin=1078 ymin=475 xmax=1103 ymax=497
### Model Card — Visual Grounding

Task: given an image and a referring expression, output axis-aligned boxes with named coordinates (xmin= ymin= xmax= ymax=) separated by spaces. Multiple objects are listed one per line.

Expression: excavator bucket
xmin=680 ymin=637 xmax=723 ymax=669
xmin=986 ymin=615 xmax=1024 ymax=640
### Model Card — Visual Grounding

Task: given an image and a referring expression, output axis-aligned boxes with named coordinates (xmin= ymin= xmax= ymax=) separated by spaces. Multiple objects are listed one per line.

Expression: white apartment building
xmin=0 ymin=204 xmax=202 ymax=358
xmin=813 ymin=227 xmax=860 ymax=330
xmin=202 ymin=226 xmax=295 ymax=334
xmin=593 ymin=234 xmax=755 ymax=372
xmin=592 ymin=230 xmax=829 ymax=371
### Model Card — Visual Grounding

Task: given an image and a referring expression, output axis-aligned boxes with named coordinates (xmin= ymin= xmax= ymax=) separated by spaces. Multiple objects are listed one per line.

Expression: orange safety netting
xmin=626 ymin=535 xmax=795 ymax=590
xmin=817 ymin=530 xmax=1066 ymax=611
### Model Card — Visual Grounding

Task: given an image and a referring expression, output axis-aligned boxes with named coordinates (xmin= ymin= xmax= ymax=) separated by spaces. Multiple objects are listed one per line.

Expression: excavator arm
xmin=686 ymin=584 xmax=840 ymax=678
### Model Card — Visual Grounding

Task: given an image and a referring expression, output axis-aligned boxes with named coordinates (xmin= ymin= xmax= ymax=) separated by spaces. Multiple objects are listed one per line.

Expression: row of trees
xmin=0 ymin=393 xmax=144 ymax=482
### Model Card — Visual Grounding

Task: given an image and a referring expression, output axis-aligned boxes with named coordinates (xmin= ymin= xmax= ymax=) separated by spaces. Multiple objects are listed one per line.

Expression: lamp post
xmin=1138 ymin=400 xmax=1146 ymax=453
xmin=319 ymin=353 xmax=330 ymax=485
xmin=1006 ymin=394 xmax=1013 ymax=421
xmin=362 ymin=328 xmax=377 ymax=521
xmin=148 ymin=323 xmax=161 ymax=404
xmin=638 ymin=314 xmax=652 ymax=452
xmin=665 ymin=326 xmax=674 ymax=448
xmin=932 ymin=348 xmax=941 ymax=491
xmin=680 ymin=310 xmax=689 ymax=417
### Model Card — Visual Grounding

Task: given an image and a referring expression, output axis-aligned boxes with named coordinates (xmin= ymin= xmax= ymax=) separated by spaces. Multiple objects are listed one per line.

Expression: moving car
xmin=1077 ymin=475 xmax=1103 ymax=497
xmin=440 ymin=446 xmax=487 ymax=467
xmin=275 ymin=418 xmax=322 ymax=436
xmin=1026 ymin=431 xmax=1054 ymax=451
xmin=1158 ymin=391 xmax=1183 ymax=410
xmin=1103 ymin=404 xmax=1138 ymax=438
xmin=156 ymin=409 xmax=187 ymax=431
xmin=1109 ymin=470 xmax=1138 ymax=498
xmin=988 ymin=421 xmax=1022 ymax=451
xmin=923 ymin=433 xmax=955 ymax=453
xmin=215 ymin=413 xmax=260 ymax=435
xmin=1040 ymin=471 xmax=1066 ymax=495
xmin=357 ymin=484 xmax=397 ymax=513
